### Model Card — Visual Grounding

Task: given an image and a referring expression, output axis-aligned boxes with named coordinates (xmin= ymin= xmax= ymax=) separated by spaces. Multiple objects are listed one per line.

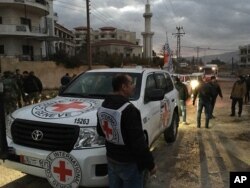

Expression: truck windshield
xmin=60 ymin=72 xmax=142 ymax=100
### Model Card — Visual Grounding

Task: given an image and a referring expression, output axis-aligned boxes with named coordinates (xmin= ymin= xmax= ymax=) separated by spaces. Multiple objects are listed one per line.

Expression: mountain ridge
xmin=185 ymin=51 xmax=239 ymax=64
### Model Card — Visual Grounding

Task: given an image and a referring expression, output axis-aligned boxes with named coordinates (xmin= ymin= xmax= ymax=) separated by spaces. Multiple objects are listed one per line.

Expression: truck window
xmin=164 ymin=73 xmax=174 ymax=93
xmin=62 ymin=72 xmax=142 ymax=100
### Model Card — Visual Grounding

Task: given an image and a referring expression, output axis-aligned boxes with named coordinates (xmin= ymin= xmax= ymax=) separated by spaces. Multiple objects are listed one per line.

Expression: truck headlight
xmin=74 ymin=127 xmax=105 ymax=149
xmin=5 ymin=115 xmax=14 ymax=139
xmin=190 ymin=80 xmax=199 ymax=90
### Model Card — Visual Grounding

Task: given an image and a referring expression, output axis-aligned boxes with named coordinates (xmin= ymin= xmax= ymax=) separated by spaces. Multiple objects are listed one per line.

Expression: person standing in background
xmin=209 ymin=76 xmax=223 ymax=118
xmin=60 ymin=73 xmax=71 ymax=86
xmin=230 ymin=75 xmax=247 ymax=117
xmin=244 ymin=74 xmax=250 ymax=104
xmin=174 ymin=77 xmax=189 ymax=125
xmin=14 ymin=69 xmax=24 ymax=108
xmin=23 ymin=71 xmax=43 ymax=105
xmin=2 ymin=71 xmax=20 ymax=114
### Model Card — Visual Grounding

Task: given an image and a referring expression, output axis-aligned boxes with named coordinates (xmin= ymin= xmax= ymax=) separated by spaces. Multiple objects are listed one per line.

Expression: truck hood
xmin=12 ymin=97 xmax=103 ymax=126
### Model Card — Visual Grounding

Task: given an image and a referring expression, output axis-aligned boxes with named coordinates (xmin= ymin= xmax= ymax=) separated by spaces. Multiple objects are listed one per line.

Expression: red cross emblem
xmin=52 ymin=102 xmax=87 ymax=112
xmin=102 ymin=120 xmax=113 ymax=139
xmin=53 ymin=160 xmax=72 ymax=182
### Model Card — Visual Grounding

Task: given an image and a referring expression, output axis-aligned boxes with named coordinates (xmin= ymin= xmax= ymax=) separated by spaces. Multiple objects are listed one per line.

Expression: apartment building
xmin=54 ymin=22 xmax=75 ymax=56
xmin=0 ymin=0 xmax=142 ymax=62
xmin=0 ymin=0 xmax=55 ymax=61
xmin=74 ymin=26 xmax=142 ymax=57
xmin=239 ymin=44 xmax=250 ymax=67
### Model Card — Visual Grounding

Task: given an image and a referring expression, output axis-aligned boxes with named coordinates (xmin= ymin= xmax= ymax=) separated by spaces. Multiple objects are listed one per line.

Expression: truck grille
xmin=11 ymin=119 xmax=79 ymax=152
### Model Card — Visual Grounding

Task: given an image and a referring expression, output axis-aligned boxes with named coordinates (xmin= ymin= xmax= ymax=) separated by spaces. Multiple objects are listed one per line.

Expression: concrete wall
xmin=0 ymin=57 xmax=108 ymax=89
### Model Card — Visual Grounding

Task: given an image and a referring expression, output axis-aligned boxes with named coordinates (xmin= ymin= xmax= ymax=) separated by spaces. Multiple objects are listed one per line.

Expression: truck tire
xmin=164 ymin=111 xmax=178 ymax=143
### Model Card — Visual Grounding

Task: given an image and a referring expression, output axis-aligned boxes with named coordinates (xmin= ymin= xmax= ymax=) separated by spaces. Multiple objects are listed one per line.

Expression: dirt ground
xmin=146 ymin=79 xmax=250 ymax=188
xmin=1 ymin=79 xmax=250 ymax=188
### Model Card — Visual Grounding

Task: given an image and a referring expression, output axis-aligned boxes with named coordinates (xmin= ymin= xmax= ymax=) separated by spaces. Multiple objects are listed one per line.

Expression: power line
xmin=172 ymin=26 xmax=185 ymax=61
xmin=54 ymin=0 xmax=85 ymax=9
xmin=182 ymin=46 xmax=236 ymax=51
xmin=91 ymin=2 xmax=123 ymax=28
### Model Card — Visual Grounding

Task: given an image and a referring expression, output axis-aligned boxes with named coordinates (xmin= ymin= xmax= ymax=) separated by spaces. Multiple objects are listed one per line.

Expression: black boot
xmin=205 ymin=119 xmax=209 ymax=129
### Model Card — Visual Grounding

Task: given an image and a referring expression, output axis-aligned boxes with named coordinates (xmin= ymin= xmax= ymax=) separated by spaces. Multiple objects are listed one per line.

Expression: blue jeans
xmin=179 ymin=100 xmax=186 ymax=122
xmin=108 ymin=160 xmax=143 ymax=188
xmin=231 ymin=97 xmax=243 ymax=115
xmin=197 ymin=99 xmax=211 ymax=128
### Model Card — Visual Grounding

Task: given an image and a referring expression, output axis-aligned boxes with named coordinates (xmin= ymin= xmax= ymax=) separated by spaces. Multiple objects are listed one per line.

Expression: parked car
xmin=1 ymin=68 xmax=180 ymax=188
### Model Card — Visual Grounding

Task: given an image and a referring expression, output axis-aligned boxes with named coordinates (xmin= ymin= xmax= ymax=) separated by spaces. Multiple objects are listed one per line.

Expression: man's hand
xmin=150 ymin=165 xmax=157 ymax=176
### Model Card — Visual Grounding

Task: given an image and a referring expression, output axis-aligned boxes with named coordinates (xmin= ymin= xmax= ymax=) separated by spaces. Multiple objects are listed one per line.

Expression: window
xmin=164 ymin=73 xmax=174 ymax=92
xmin=146 ymin=74 xmax=156 ymax=90
xmin=0 ymin=45 xmax=4 ymax=54
xmin=144 ymin=74 xmax=157 ymax=103
xmin=20 ymin=17 xmax=31 ymax=30
xmin=23 ymin=45 xmax=29 ymax=55
xmin=155 ymin=73 xmax=167 ymax=90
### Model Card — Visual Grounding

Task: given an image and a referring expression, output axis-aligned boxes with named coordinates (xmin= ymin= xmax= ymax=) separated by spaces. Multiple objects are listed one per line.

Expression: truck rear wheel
xmin=164 ymin=111 xmax=178 ymax=143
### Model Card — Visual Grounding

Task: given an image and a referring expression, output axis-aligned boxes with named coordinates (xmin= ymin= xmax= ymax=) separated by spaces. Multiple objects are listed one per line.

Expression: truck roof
xmin=87 ymin=67 xmax=167 ymax=74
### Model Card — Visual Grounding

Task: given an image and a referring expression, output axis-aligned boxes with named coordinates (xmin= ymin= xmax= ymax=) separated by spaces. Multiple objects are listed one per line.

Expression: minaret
xmin=141 ymin=0 xmax=154 ymax=60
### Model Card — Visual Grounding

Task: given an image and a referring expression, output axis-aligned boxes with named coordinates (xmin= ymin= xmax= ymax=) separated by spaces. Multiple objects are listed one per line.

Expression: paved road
xmin=1 ymin=80 xmax=250 ymax=188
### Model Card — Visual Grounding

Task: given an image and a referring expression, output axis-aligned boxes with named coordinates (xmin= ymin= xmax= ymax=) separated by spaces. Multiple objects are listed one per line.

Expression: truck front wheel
xmin=164 ymin=111 xmax=178 ymax=143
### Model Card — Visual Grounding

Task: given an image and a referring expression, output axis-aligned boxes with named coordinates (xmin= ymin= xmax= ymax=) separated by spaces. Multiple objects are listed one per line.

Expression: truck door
xmin=142 ymin=73 xmax=162 ymax=144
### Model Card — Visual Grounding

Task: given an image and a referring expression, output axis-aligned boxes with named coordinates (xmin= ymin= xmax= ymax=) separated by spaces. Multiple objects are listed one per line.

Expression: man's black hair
xmin=112 ymin=74 xmax=129 ymax=92
xmin=211 ymin=76 xmax=216 ymax=80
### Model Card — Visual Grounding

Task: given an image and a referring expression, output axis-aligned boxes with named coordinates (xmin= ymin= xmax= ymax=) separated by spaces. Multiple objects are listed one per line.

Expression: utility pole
xmin=86 ymin=0 xmax=92 ymax=70
xmin=231 ymin=57 xmax=234 ymax=74
xmin=172 ymin=26 xmax=185 ymax=62
xmin=196 ymin=47 xmax=200 ymax=65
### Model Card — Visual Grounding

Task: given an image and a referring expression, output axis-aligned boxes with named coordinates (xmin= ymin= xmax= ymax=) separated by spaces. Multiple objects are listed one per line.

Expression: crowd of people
xmin=174 ymin=74 xmax=250 ymax=129
xmin=0 ymin=70 xmax=79 ymax=115
xmin=0 ymin=69 xmax=43 ymax=115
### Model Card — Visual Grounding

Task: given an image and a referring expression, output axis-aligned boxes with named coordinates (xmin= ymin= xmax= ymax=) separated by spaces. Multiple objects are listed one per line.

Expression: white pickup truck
xmin=1 ymin=68 xmax=179 ymax=188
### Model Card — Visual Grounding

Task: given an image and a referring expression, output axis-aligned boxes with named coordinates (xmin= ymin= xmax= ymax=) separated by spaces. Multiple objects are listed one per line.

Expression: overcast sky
xmin=54 ymin=0 xmax=250 ymax=57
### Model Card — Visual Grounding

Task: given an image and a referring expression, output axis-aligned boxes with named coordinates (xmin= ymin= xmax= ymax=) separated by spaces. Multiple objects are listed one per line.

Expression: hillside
xmin=186 ymin=51 xmax=239 ymax=64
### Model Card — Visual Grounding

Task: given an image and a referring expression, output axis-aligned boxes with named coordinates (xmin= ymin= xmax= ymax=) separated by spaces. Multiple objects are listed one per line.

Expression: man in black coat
xmin=23 ymin=71 xmax=43 ymax=105
xmin=193 ymin=77 xmax=213 ymax=128
xmin=97 ymin=74 xmax=156 ymax=188
xmin=209 ymin=76 xmax=223 ymax=118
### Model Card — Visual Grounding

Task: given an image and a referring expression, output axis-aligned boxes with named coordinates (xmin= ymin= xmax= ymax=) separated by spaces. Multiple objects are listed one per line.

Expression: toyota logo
xmin=31 ymin=130 xmax=44 ymax=141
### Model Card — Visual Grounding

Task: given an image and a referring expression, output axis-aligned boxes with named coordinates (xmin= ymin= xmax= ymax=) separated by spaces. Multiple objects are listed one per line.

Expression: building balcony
xmin=0 ymin=24 xmax=48 ymax=37
xmin=0 ymin=0 xmax=50 ymax=15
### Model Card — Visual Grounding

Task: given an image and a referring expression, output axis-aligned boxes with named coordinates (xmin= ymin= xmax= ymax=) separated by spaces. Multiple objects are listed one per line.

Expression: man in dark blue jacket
xmin=193 ymin=77 xmax=213 ymax=128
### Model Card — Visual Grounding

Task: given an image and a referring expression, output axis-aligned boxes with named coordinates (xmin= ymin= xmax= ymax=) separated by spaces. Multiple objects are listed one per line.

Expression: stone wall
xmin=0 ymin=57 xmax=108 ymax=89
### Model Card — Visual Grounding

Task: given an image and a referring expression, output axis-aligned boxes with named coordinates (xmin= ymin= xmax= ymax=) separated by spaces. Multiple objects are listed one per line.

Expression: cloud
xmin=54 ymin=0 xmax=250 ymax=56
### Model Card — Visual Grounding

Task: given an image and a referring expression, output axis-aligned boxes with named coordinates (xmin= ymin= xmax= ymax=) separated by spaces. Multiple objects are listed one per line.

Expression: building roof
xmin=99 ymin=27 xmax=116 ymax=31
xmin=74 ymin=26 xmax=88 ymax=31
xmin=55 ymin=23 xmax=74 ymax=35
xmin=92 ymin=40 xmax=140 ymax=47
